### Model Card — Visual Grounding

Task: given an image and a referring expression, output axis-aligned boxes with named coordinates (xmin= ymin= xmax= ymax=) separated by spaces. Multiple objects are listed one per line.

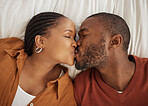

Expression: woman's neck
xmin=19 ymin=54 xmax=62 ymax=96
xmin=24 ymin=56 xmax=55 ymax=78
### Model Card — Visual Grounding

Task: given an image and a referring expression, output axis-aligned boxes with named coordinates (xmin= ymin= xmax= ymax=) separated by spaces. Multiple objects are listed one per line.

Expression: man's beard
xmin=75 ymin=40 xmax=108 ymax=70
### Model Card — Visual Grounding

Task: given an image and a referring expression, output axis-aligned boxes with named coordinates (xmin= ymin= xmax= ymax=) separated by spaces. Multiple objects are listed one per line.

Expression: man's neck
xmin=96 ymin=55 xmax=135 ymax=91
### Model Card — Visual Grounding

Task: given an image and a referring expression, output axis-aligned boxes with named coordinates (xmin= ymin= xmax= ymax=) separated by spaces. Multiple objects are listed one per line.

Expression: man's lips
xmin=71 ymin=49 xmax=78 ymax=57
xmin=75 ymin=46 xmax=79 ymax=54
xmin=74 ymin=49 xmax=80 ymax=58
xmin=75 ymin=49 xmax=78 ymax=54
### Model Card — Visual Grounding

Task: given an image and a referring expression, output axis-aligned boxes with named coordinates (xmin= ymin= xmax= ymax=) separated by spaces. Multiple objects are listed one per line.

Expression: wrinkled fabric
xmin=0 ymin=37 xmax=76 ymax=106
xmin=74 ymin=55 xmax=148 ymax=106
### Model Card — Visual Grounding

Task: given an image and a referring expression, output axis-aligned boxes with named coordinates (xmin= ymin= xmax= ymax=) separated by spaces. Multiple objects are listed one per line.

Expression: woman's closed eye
xmin=65 ymin=34 xmax=75 ymax=39
xmin=65 ymin=34 xmax=71 ymax=38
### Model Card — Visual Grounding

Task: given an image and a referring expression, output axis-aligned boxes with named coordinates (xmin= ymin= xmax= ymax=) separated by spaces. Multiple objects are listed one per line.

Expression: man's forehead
xmin=79 ymin=17 xmax=101 ymax=32
xmin=79 ymin=27 xmax=88 ymax=33
xmin=81 ymin=18 xmax=96 ymax=26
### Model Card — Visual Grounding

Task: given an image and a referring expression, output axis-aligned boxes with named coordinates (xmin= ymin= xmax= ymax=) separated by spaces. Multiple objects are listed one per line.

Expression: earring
xmin=35 ymin=47 xmax=43 ymax=53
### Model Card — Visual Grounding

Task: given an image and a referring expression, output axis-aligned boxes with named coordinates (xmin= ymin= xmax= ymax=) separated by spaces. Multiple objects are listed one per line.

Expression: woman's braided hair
xmin=24 ymin=12 xmax=65 ymax=56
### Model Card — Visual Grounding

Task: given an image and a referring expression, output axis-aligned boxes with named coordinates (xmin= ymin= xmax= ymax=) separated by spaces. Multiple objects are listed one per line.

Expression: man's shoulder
xmin=133 ymin=55 xmax=148 ymax=65
xmin=138 ymin=56 xmax=148 ymax=63
xmin=74 ymin=68 xmax=96 ymax=105
xmin=74 ymin=67 xmax=96 ymax=82
xmin=132 ymin=55 xmax=148 ymax=74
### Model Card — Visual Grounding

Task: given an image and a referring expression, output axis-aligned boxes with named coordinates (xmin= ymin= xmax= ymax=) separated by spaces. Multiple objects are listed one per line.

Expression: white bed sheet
xmin=0 ymin=0 xmax=148 ymax=78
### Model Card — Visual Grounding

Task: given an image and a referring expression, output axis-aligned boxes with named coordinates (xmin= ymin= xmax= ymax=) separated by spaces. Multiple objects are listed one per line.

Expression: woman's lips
xmin=75 ymin=50 xmax=78 ymax=54
xmin=71 ymin=50 xmax=76 ymax=57
xmin=74 ymin=49 xmax=79 ymax=57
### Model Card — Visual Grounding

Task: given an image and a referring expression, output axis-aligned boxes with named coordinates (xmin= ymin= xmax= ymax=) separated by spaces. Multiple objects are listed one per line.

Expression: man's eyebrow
xmin=79 ymin=28 xmax=88 ymax=33
xmin=64 ymin=29 xmax=73 ymax=33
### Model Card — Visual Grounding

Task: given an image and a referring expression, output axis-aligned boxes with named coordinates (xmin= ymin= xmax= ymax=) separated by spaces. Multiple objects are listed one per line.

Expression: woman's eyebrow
xmin=65 ymin=29 xmax=73 ymax=33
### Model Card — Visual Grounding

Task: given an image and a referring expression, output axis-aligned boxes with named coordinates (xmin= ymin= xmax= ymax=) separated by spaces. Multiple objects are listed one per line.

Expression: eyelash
xmin=82 ymin=34 xmax=89 ymax=38
xmin=65 ymin=35 xmax=71 ymax=38
xmin=83 ymin=35 xmax=87 ymax=37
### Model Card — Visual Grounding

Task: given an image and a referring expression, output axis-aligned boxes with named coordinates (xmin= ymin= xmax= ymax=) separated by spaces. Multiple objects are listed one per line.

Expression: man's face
xmin=75 ymin=17 xmax=109 ymax=70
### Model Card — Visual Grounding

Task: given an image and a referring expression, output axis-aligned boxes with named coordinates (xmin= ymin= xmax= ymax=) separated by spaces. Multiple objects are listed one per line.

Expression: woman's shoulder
xmin=0 ymin=37 xmax=23 ymax=43
xmin=0 ymin=37 xmax=24 ymax=49
xmin=0 ymin=37 xmax=24 ymax=57
xmin=0 ymin=37 xmax=24 ymax=87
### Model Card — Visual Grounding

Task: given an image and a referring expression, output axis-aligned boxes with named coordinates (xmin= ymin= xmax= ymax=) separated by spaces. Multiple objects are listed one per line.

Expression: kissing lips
xmin=74 ymin=48 xmax=81 ymax=58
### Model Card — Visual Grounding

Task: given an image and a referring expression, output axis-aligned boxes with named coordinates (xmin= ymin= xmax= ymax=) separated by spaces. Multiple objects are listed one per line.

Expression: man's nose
xmin=77 ymin=40 xmax=82 ymax=47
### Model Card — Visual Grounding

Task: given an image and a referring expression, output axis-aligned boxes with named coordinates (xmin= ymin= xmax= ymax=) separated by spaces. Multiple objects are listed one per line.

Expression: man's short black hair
xmin=87 ymin=12 xmax=130 ymax=52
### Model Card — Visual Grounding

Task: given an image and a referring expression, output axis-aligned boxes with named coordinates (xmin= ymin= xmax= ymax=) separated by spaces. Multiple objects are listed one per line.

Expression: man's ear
xmin=108 ymin=34 xmax=122 ymax=50
xmin=35 ymin=35 xmax=45 ymax=48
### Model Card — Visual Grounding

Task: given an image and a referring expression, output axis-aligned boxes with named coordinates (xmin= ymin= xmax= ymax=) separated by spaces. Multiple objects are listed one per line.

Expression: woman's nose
xmin=72 ymin=40 xmax=77 ymax=48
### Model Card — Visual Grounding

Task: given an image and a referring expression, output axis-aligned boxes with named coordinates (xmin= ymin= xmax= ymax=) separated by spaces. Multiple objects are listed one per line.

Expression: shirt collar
xmin=4 ymin=37 xmax=27 ymax=59
xmin=47 ymin=66 xmax=70 ymax=99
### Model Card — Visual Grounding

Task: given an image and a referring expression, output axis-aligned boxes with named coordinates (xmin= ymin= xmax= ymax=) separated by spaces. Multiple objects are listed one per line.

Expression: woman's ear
xmin=108 ymin=34 xmax=122 ymax=50
xmin=35 ymin=35 xmax=45 ymax=48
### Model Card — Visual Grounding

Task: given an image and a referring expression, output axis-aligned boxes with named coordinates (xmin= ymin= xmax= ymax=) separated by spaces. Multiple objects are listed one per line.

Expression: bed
xmin=0 ymin=0 xmax=148 ymax=78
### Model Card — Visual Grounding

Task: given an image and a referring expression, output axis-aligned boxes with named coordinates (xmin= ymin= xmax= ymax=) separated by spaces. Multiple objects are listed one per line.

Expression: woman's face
xmin=43 ymin=18 xmax=76 ymax=66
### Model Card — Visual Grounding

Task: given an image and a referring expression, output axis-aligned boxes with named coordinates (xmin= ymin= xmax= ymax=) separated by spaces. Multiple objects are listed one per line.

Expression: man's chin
xmin=75 ymin=65 xmax=83 ymax=70
xmin=74 ymin=56 xmax=90 ymax=70
xmin=75 ymin=62 xmax=88 ymax=71
xmin=75 ymin=60 xmax=82 ymax=70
